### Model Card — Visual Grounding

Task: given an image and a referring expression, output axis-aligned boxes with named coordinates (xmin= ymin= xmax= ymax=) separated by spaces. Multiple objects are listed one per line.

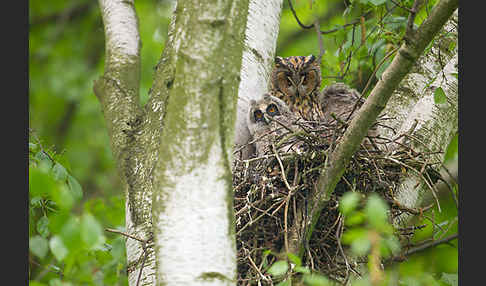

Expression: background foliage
xmin=29 ymin=0 xmax=457 ymax=285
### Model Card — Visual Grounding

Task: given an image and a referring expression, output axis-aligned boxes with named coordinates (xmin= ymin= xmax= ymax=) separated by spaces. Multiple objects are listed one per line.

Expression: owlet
xmin=247 ymin=93 xmax=303 ymax=157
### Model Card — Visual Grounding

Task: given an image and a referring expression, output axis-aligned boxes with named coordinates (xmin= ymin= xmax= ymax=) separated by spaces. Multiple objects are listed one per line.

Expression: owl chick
xmin=247 ymin=93 xmax=303 ymax=157
xmin=320 ymin=82 xmax=364 ymax=124
xmin=270 ymin=55 xmax=323 ymax=121
xmin=320 ymin=82 xmax=379 ymax=149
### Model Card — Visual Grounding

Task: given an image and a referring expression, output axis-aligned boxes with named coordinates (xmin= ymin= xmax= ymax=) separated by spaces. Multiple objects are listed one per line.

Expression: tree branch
xmin=93 ymin=0 xmax=142 ymax=166
xmin=385 ymin=233 xmax=458 ymax=265
xmin=302 ymin=0 xmax=458 ymax=255
xmin=406 ymin=0 xmax=424 ymax=40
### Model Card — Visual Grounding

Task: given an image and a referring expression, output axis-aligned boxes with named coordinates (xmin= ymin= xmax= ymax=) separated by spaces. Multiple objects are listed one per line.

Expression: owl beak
xmin=287 ymin=76 xmax=297 ymax=88
xmin=263 ymin=114 xmax=271 ymax=125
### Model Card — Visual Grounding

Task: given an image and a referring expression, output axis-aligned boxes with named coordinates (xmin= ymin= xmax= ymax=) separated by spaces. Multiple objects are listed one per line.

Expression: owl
xmin=247 ymin=93 xmax=303 ymax=157
xmin=320 ymin=82 xmax=364 ymax=124
xmin=270 ymin=55 xmax=323 ymax=121
xmin=320 ymin=82 xmax=379 ymax=149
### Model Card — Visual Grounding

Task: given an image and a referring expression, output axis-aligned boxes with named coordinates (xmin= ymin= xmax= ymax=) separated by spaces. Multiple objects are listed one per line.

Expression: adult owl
xmin=270 ymin=55 xmax=324 ymax=121
xmin=247 ymin=93 xmax=303 ymax=157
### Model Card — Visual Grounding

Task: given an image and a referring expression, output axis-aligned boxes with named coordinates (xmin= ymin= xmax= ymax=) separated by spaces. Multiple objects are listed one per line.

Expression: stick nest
xmin=232 ymin=115 xmax=443 ymax=285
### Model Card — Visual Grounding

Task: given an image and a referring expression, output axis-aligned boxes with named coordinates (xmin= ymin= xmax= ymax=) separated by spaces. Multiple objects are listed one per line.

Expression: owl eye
xmin=286 ymin=78 xmax=293 ymax=87
xmin=266 ymin=104 xmax=280 ymax=117
xmin=253 ymin=110 xmax=264 ymax=122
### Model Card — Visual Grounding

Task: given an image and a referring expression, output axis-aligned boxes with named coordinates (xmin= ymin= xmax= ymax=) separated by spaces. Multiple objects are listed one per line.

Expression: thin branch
xmin=320 ymin=11 xmax=373 ymax=35
xmin=105 ymin=228 xmax=147 ymax=243
xmin=390 ymin=0 xmax=414 ymax=13
xmin=406 ymin=0 xmax=424 ymax=39
xmin=314 ymin=20 xmax=325 ymax=62
xmin=94 ymin=0 xmax=142 ymax=163
xmin=287 ymin=0 xmax=314 ymax=29
xmin=386 ymin=233 xmax=457 ymax=264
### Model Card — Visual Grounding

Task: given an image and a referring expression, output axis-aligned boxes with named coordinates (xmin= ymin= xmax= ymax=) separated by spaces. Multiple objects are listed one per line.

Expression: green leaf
xmin=30 ymin=196 xmax=43 ymax=207
xmin=303 ymin=274 xmax=331 ymax=285
xmin=59 ymin=217 xmax=82 ymax=251
xmin=339 ymin=192 xmax=361 ymax=215
xmin=51 ymin=163 xmax=68 ymax=181
xmin=443 ymin=133 xmax=458 ymax=163
xmin=48 ymin=278 xmax=73 ymax=286
xmin=48 ymin=212 xmax=70 ymax=234
xmin=368 ymin=0 xmax=387 ymax=5
xmin=441 ymin=273 xmax=458 ymax=286
xmin=30 ymin=235 xmax=49 ymax=259
xmin=81 ymin=213 xmax=104 ymax=248
xmin=67 ymin=174 xmax=83 ymax=200
xmin=342 ymin=228 xmax=368 ymax=245
xmin=50 ymin=185 xmax=74 ymax=210
xmin=267 ymin=260 xmax=288 ymax=276
xmin=276 ymin=280 xmax=290 ymax=286
xmin=365 ymin=194 xmax=389 ymax=230
xmin=29 ymin=143 xmax=39 ymax=153
xmin=350 ymin=236 xmax=371 ymax=256
xmin=35 ymin=151 xmax=53 ymax=169
xmin=287 ymin=252 xmax=302 ymax=266
xmin=345 ymin=211 xmax=366 ymax=226
xmin=381 ymin=235 xmax=401 ymax=257
xmin=295 ymin=266 xmax=311 ymax=274
xmin=29 ymin=166 xmax=58 ymax=197
xmin=434 ymin=87 xmax=447 ymax=104
xmin=37 ymin=216 xmax=50 ymax=238
xmin=50 ymin=235 xmax=68 ymax=261
xmin=110 ymin=237 xmax=126 ymax=261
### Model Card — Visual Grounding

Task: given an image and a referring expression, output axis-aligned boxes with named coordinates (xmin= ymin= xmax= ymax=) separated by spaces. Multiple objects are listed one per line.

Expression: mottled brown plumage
xmin=270 ymin=55 xmax=324 ymax=121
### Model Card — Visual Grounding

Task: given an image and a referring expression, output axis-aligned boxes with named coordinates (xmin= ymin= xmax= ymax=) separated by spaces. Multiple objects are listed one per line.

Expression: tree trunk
xmin=151 ymin=1 xmax=285 ymax=284
xmin=382 ymin=10 xmax=458 ymax=225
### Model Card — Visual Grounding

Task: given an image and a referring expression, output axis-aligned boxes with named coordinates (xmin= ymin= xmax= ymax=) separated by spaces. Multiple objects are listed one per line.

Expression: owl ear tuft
xmin=275 ymin=56 xmax=284 ymax=66
xmin=307 ymin=55 xmax=316 ymax=63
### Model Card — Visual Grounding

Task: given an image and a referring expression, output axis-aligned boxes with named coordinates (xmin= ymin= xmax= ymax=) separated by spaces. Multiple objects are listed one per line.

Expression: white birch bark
xmin=233 ymin=0 xmax=284 ymax=161
xmin=150 ymin=1 xmax=284 ymax=284
xmin=378 ymin=11 xmax=458 ymax=225
xmin=96 ymin=1 xmax=155 ymax=285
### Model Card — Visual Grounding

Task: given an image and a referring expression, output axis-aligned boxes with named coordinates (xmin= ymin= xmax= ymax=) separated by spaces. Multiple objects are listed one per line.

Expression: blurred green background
xmin=29 ymin=0 xmax=457 ymax=285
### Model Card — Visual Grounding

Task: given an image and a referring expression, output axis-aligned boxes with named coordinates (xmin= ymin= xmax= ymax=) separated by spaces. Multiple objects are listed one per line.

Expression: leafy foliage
xmin=29 ymin=136 xmax=126 ymax=285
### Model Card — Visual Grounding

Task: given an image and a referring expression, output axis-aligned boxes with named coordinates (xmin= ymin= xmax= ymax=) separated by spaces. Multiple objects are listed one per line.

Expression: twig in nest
xmin=272 ymin=143 xmax=294 ymax=256
xmin=383 ymin=156 xmax=441 ymax=212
